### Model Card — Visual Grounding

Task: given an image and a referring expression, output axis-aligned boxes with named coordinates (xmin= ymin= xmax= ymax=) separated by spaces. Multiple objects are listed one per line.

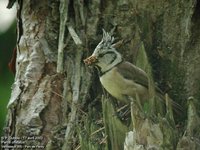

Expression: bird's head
xmin=84 ymin=29 xmax=122 ymax=73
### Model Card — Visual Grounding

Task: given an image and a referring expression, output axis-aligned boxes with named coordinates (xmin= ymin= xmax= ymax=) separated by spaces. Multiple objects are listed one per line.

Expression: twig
xmin=50 ymin=90 xmax=87 ymax=116
xmin=57 ymin=0 xmax=69 ymax=73
xmin=90 ymin=127 xmax=105 ymax=136
xmin=67 ymin=25 xmax=83 ymax=45
xmin=99 ymin=135 xmax=107 ymax=144
xmin=62 ymin=47 xmax=83 ymax=150
xmin=75 ymin=145 xmax=81 ymax=150
xmin=116 ymin=104 xmax=129 ymax=112
xmin=78 ymin=0 xmax=85 ymax=26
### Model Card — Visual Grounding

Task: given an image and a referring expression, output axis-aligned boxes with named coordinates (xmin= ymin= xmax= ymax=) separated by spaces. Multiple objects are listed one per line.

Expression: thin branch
xmin=75 ymin=145 xmax=81 ymax=150
xmin=78 ymin=0 xmax=86 ymax=26
xmin=62 ymin=48 xmax=83 ymax=150
xmin=67 ymin=25 xmax=83 ymax=45
xmin=50 ymin=90 xmax=87 ymax=116
xmin=57 ymin=0 xmax=69 ymax=73
xmin=99 ymin=135 xmax=107 ymax=144
xmin=90 ymin=127 xmax=105 ymax=136
xmin=116 ymin=104 xmax=129 ymax=112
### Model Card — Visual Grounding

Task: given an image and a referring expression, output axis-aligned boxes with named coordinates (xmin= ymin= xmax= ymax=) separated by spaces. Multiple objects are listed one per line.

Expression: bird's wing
xmin=116 ymin=61 xmax=149 ymax=88
xmin=116 ymin=61 xmax=183 ymax=112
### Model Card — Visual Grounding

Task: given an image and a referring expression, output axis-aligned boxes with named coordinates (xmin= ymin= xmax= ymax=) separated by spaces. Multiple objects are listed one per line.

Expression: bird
xmin=84 ymin=29 xmax=181 ymax=111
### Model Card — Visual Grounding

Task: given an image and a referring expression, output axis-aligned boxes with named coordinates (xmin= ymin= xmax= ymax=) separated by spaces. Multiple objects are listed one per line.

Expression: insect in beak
xmin=83 ymin=55 xmax=98 ymax=66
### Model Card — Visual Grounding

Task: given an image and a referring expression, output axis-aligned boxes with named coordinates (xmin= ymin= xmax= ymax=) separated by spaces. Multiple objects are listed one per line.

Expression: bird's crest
xmin=98 ymin=29 xmax=115 ymax=49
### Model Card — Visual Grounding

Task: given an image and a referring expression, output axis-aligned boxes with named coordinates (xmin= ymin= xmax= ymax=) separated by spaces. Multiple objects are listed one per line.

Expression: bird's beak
xmin=83 ymin=55 xmax=98 ymax=65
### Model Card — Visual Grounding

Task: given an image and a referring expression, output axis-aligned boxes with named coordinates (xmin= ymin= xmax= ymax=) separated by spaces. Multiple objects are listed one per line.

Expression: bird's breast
xmin=100 ymin=67 xmax=133 ymax=102
xmin=100 ymin=67 xmax=149 ymax=103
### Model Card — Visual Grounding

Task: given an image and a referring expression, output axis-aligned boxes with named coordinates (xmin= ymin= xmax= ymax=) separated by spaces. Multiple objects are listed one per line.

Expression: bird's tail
xmin=156 ymin=91 xmax=183 ymax=115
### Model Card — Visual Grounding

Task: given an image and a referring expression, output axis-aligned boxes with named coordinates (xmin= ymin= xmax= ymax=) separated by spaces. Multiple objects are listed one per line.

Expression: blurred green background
xmin=0 ymin=1 xmax=16 ymax=136
xmin=0 ymin=23 xmax=16 ymax=136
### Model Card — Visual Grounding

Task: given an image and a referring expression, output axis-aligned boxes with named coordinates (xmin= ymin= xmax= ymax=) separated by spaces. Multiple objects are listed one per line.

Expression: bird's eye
xmin=98 ymin=53 xmax=104 ymax=58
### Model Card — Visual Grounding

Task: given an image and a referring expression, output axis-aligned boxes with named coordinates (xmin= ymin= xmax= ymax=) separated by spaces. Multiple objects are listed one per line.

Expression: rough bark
xmin=2 ymin=0 xmax=200 ymax=150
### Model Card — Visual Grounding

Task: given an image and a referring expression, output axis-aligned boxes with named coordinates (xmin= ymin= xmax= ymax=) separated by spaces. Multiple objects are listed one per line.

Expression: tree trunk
xmin=2 ymin=0 xmax=200 ymax=150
